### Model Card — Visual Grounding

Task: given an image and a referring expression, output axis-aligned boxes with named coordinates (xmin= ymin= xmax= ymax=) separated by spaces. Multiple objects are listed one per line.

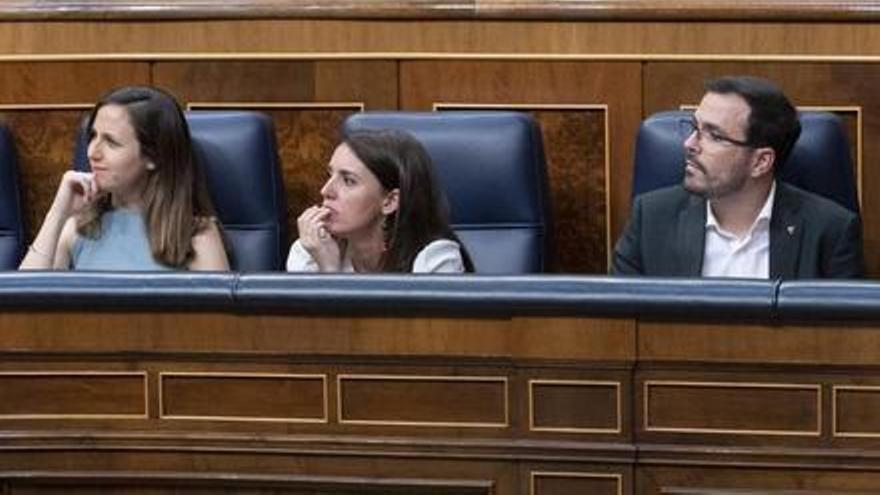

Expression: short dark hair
xmin=705 ymin=76 xmax=801 ymax=174
xmin=343 ymin=129 xmax=474 ymax=272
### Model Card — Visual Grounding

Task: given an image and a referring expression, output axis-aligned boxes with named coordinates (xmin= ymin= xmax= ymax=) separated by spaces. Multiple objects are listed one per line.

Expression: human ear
xmin=381 ymin=188 xmax=400 ymax=215
xmin=751 ymin=147 xmax=775 ymax=178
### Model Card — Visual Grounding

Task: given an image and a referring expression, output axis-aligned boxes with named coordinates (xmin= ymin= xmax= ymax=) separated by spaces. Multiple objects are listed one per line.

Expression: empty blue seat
xmin=343 ymin=111 xmax=551 ymax=273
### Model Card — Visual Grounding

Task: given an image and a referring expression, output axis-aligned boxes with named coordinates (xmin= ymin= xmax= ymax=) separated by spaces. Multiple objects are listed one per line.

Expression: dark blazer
xmin=611 ymin=182 xmax=865 ymax=279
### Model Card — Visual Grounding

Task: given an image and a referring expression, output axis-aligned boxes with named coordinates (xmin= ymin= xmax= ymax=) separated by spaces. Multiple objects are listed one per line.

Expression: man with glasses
xmin=611 ymin=76 xmax=864 ymax=278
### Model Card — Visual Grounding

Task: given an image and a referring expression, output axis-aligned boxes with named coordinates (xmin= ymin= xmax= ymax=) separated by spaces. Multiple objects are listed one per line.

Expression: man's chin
xmin=682 ymin=178 xmax=709 ymax=198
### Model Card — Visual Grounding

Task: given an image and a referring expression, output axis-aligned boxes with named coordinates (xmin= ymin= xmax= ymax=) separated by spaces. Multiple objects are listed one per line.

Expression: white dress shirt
xmin=286 ymin=238 xmax=466 ymax=273
xmin=701 ymin=182 xmax=776 ymax=278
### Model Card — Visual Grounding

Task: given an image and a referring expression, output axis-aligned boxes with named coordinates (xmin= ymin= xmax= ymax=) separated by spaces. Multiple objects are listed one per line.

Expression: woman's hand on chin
xmin=297 ymin=205 xmax=342 ymax=272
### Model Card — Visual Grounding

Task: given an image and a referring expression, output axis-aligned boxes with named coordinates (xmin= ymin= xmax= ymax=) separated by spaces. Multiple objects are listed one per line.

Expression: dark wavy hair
xmin=77 ymin=86 xmax=219 ymax=268
xmin=705 ymin=76 xmax=801 ymax=175
xmin=343 ymin=129 xmax=474 ymax=272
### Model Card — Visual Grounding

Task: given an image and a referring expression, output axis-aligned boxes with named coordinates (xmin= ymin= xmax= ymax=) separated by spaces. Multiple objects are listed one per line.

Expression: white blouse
xmin=286 ymin=238 xmax=466 ymax=273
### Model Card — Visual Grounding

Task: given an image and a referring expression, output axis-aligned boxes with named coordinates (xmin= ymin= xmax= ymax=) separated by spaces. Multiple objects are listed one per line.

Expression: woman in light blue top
xmin=20 ymin=86 xmax=228 ymax=271
xmin=287 ymin=129 xmax=473 ymax=273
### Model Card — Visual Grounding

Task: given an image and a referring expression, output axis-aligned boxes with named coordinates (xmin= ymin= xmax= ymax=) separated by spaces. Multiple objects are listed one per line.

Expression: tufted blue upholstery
xmin=0 ymin=126 xmax=24 ymax=269
xmin=343 ymin=112 xmax=551 ymax=273
xmin=75 ymin=111 xmax=287 ymax=271
xmin=632 ymin=110 xmax=860 ymax=213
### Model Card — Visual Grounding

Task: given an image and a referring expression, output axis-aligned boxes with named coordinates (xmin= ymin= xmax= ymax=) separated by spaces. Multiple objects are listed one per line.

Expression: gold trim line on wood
xmin=187 ymin=102 xmax=366 ymax=111
xmin=337 ymin=374 xmax=509 ymax=428
xmin=530 ymin=471 xmax=623 ymax=495
xmin=0 ymin=371 xmax=148 ymax=420
xmin=0 ymin=103 xmax=93 ymax=110
xmin=832 ymin=385 xmax=880 ymax=438
xmin=528 ymin=379 xmax=622 ymax=434
xmin=158 ymin=371 xmax=328 ymax=424
xmin=7 ymin=53 xmax=880 ymax=63
xmin=643 ymin=380 xmax=822 ymax=437
xmin=434 ymin=102 xmax=612 ymax=267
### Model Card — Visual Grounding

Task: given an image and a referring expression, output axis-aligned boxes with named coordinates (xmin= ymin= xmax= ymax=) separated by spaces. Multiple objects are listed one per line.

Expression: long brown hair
xmin=343 ymin=129 xmax=474 ymax=272
xmin=77 ymin=86 xmax=218 ymax=268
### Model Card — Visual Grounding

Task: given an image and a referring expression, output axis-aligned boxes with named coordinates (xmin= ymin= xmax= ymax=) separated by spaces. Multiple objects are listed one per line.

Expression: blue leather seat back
xmin=0 ymin=126 xmax=24 ymax=269
xmin=74 ymin=111 xmax=287 ymax=271
xmin=632 ymin=110 xmax=859 ymax=213
xmin=343 ymin=111 xmax=551 ymax=273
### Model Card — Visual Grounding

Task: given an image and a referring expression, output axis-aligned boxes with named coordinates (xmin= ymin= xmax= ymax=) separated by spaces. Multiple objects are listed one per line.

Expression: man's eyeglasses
xmin=679 ymin=118 xmax=754 ymax=148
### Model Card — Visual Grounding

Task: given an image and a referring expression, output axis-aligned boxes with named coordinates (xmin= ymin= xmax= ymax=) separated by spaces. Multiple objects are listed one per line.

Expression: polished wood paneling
xmin=644 ymin=62 xmax=880 ymax=276
xmin=154 ymin=61 xmax=397 ymax=109
xmin=530 ymin=380 xmax=620 ymax=433
xmin=0 ymin=312 xmax=633 ymax=361
xmin=834 ymin=386 xmax=880 ymax=438
xmin=437 ymin=104 xmax=609 ymax=273
xmin=0 ymin=108 xmax=88 ymax=242
xmin=0 ymin=61 xmax=149 ymax=242
xmin=6 ymin=21 xmax=880 ymax=57
xmin=160 ymin=372 xmax=327 ymax=423
xmin=338 ymin=375 xmax=508 ymax=427
xmin=402 ymin=61 xmax=641 ymax=272
xmin=0 ymin=372 xmax=146 ymax=418
xmin=531 ymin=471 xmax=622 ymax=495
xmin=639 ymin=321 xmax=880 ymax=365
xmin=638 ymin=466 xmax=880 ymax=494
xmin=643 ymin=381 xmax=820 ymax=436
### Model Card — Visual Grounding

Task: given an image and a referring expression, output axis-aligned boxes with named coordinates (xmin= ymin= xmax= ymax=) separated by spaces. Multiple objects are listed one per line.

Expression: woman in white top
xmin=287 ymin=129 xmax=473 ymax=273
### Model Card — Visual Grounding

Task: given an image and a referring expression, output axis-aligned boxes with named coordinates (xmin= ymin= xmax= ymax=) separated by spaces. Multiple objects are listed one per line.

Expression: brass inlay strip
xmin=530 ymin=471 xmax=623 ymax=495
xmin=0 ymin=371 xmax=148 ymax=420
xmin=187 ymin=101 xmax=365 ymax=111
xmin=158 ymin=371 xmax=328 ymax=423
xmin=0 ymin=103 xmax=93 ymax=110
xmin=434 ymin=102 xmax=612 ymax=266
xmin=337 ymin=374 xmax=509 ymax=428
xmin=5 ymin=53 xmax=880 ymax=63
xmin=643 ymin=380 xmax=822 ymax=436
xmin=833 ymin=385 xmax=880 ymax=438
xmin=528 ymin=379 xmax=622 ymax=434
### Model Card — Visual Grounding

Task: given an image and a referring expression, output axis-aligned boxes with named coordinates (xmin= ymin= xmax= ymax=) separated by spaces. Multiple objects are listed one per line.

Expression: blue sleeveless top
xmin=71 ymin=209 xmax=172 ymax=271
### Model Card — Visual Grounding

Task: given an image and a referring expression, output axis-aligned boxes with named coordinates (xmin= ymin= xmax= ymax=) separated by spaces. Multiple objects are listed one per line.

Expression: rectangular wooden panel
xmin=160 ymin=372 xmax=327 ymax=423
xmin=0 ymin=372 xmax=146 ymax=419
xmin=644 ymin=381 xmax=821 ymax=436
xmin=530 ymin=380 xmax=620 ymax=434
xmin=531 ymin=471 xmax=622 ymax=495
xmin=338 ymin=375 xmax=508 ymax=427
xmin=834 ymin=385 xmax=880 ymax=438
xmin=401 ymin=60 xmax=642 ymax=273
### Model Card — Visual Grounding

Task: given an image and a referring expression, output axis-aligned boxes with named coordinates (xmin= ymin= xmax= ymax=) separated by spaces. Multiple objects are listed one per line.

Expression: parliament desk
xmin=5 ymin=1 xmax=880 ymax=277
xmin=0 ymin=273 xmax=879 ymax=494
